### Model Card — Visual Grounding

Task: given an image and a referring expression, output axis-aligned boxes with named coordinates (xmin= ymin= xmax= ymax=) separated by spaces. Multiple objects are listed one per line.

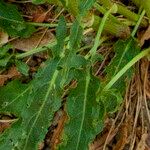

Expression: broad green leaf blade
xmin=0 ymin=54 xmax=11 ymax=67
xmin=60 ymin=70 xmax=104 ymax=150
xmin=0 ymin=81 xmax=30 ymax=150
xmin=99 ymin=37 xmax=141 ymax=114
xmin=16 ymin=61 xmax=29 ymax=76
xmin=0 ymin=80 xmax=29 ymax=115
xmin=58 ymin=53 xmax=88 ymax=87
xmin=78 ymin=0 xmax=96 ymax=15
xmin=0 ymin=1 xmax=35 ymax=37
xmin=0 ymin=44 xmax=11 ymax=57
xmin=52 ymin=16 xmax=67 ymax=57
xmin=106 ymin=37 xmax=140 ymax=93
xmin=20 ymin=59 xmax=62 ymax=150
xmin=0 ymin=59 xmax=62 ymax=150
xmin=0 ymin=16 xmax=85 ymax=148
xmin=100 ymin=89 xmax=122 ymax=113
xmin=69 ymin=20 xmax=83 ymax=50
xmin=58 ymin=20 xmax=86 ymax=86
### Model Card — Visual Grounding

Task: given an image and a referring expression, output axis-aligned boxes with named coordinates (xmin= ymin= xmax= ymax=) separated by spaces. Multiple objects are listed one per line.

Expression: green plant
xmin=0 ymin=1 xmax=35 ymax=38
xmin=0 ymin=1 xmax=150 ymax=150
xmin=0 ymin=45 xmax=12 ymax=68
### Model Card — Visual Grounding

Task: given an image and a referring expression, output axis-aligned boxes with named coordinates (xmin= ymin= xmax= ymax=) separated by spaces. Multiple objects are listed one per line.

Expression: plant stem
xmin=98 ymin=0 xmax=148 ymax=27
xmin=94 ymin=3 xmax=120 ymax=24
xmin=98 ymin=0 xmax=111 ymax=7
xmin=103 ymin=9 xmax=146 ymax=91
xmin=85 ymin=5 xmax=116 ymax=60
xmin=131 ymin=10 xmax=146 ymax=37
xmin=0 ymin=16 xmax=72 ymax=28
xmin=132 ymin=0 xmax=150 ymax=19
xmin=104 ymin=47 xmax=150 ymax=90
xmin=93 ymin=15 xmax=130 ymax=38
xmin=16 ymin=41 xmax=56 ymax=59
xmin=16 ymin=36 xmax=70 ymax=59
xmin=27 ymin=22 xmax=72 ymax=28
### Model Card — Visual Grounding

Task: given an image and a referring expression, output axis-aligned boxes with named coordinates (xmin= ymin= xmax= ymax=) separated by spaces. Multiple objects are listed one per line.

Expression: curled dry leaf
xmin=113 ymin=123 xmax=128 ymax=150
xmin=10 ymin=30 xmax=55 ymax=51
xmin=0 ymin=121 xmax=12 ymax=133
xmin=137 ymin=133 xmax=148 ymax=150
xmin=33 ymin=12 xmax=48 ymax=23
xmin=89 ymin=119 xmax=117 ymax=150
xmin=50 ymin=110 xmax=67 ymax=150
xmin=0 ymin=66 xmax=20 ymax=86
xmin=139 ymin=26 xmax=150 ymax=46
xmin=0 ymin=31 xmax=8 ymax=46
xmin=146 ymin=132 xmax=150 ymax=148
xmin=0 ymin=117 xmax=17 ymax=133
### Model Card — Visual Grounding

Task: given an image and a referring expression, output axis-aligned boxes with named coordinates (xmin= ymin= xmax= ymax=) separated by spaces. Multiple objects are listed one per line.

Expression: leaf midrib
xmin=76 ymin=72 xmax=90 ymax=150
xmin=23 ymin=70 xmax=59 ymax=149
xmin=2 ymin=86 xmax=31 ymax=109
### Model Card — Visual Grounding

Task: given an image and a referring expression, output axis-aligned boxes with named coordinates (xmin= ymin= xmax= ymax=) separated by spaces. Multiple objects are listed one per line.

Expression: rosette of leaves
xmin=0 ymin=3 xmax=141 ymax=150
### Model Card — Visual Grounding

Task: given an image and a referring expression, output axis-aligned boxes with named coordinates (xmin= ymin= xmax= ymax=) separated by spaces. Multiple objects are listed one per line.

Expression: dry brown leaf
xmin=0 ymin=117 xmax=17 ymax=133
xmin=113 ymin=123 xmax=128 ymax=150
xmin=90 ymin=130 xmax=117 ymax=150
xmin=146 ymin=132 xmax=150 ymax=149
xmin=137 ymin=133 xmax=148 ymax=150
xmin=7 ymin=66 xmax=20 ymax=77
xmin=33 ymin=12 xmax=48 ymax=23
xmin=90 ymin=119 xmax=117 ymax=150
xmin=90 ymin=132 xmax=109 ymax=150
xmin=0 ymin=66 xmax=20 ymax=86
xmin=10 ymin=30 xmax=55 ymax=51
xmin=0 ymin=75 xmax=8 ymax=86
xmin=140 ymin=26 xmax=150 ymax=46
xmin=0 ymin=31 xmax=8 ymax=45
xmin=0 ymin=121 xmax=11 ymax=133
xmin=0 ymin=122 xmax=10 ymax=133
xmin=50 ymin=110 xmax=67 ymax=150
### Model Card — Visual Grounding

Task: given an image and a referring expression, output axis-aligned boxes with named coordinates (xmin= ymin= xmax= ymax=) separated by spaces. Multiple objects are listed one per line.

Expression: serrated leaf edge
xmin=23 ymin=70 xmax=59 ymax=149
xmin=75 ymin=70 xmax=90 ymax=150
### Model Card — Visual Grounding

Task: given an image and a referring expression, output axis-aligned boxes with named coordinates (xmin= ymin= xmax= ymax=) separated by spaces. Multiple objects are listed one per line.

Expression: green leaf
xmin=0 ymin=45 xmax=12 ymax=68
xmin=0 ymin=55 xmax=11 ymax=67
xmin=97 ymin=37 xmax=141 ymax=114
xmin=16 ymin=61 xmax=29 ymax=76
xmin=57 ymin=20 xmax=86 ymax=86
xmin=0 ymin=80 xmax=29 ymax=116
xmin=0 ymin=59 xmax=62 ymax=149
xmin=0 ymin=16 xmax=80 ymax=148
xmin=32 ymin=0 xmax=95 ymax=17
xmin=52 ymin=16 xmax=67 ymax=57
xmin=106 ymin=37 xmax=140 ymax=93
xmin=78 ymin=0 xmax=96 ymax=15
xmin=33 ymin=0 xmax=79 ymax=16
xmin=69 ymin=20 xmax=83 ymax=50
xmin=0 ymin=45 xmax=12 ymax=57
xmin=100 ymin=89 xmax=122 ymax=113
xmin=59 ymin=70 xmax=104 ymax=150
xmin=0 ymin=1 xmax=35 ymax=37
